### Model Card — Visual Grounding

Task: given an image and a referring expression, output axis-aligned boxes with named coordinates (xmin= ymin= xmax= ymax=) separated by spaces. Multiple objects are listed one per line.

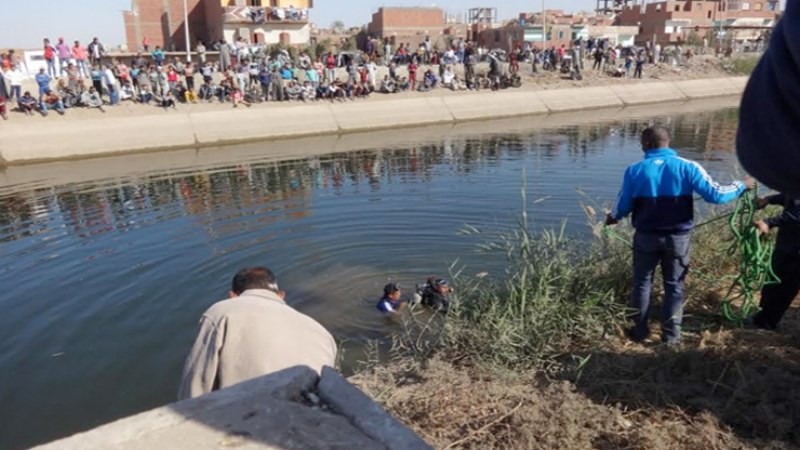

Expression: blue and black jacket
xmin=611 ymin=148 xmax=746 ymax=233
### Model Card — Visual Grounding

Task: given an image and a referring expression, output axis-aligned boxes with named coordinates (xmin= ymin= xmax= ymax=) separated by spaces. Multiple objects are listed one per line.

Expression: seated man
xmin=285 ymin=80 xmax=302 ymax=101
xmin=184 ymin=86 xmax=199 ymax=103
xmin=397 ymin=77 xmax=410 ymax=92
xmin=380 ymin=75 xmax=396 ymax=94
xmin=41 ymin=89 xmax=66 ymax=115
xmin=423 ymin=70 xmax=438 ymax=89
xmin=301 ymin=81 xmax=316 ymax=101
xmin=178 ymin=267 xmax=337 ymax=400
xmin=18 ymin=91 xmax=41 ymax=115
xmin=174 ymin=82 xmax=189 ymax=103
xmin=420 ymin=278 xmax=451 ymax=312
xmin=161 ymin=89 xmax=177 ymax=109
xmin=198 ymin=80 xmax=216 ymax=102
xmin=80 ymin=86 xmax=105 ymax=112
xmin=55 ymin=79 xmax=78 ymax=108
xmin=138 ymin=84 xmax=154 ymax=104
xmin=376 ymin=283 xmax=408 ymax=314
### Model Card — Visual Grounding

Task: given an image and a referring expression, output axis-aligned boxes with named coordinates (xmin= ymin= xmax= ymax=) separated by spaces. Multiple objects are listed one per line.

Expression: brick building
xmin=617 ymin=0 xmax=779 ymax=44
xmin=124 ymin=0 xmax=313 ymax=52
xmin=367 ymin=7 xmax=465 ymax=49
xmin=123 ymin=0 xmax=209 ymax=51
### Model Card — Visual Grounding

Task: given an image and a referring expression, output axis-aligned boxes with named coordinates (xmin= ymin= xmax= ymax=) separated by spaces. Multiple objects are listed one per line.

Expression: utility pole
xmin=183 ymin=0 xmax=191 ymax=62
xmin=541 ymin=0 xmax=546 ymax=49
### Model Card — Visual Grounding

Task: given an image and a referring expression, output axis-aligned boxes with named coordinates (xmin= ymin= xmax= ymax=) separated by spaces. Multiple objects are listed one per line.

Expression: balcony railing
xmin=223 ymin=6 xmax=310 ymax=25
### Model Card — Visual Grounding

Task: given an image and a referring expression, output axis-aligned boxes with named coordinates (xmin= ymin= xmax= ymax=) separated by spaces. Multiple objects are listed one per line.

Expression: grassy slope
xmin=350 ymin=212 xmax=800 ymax=450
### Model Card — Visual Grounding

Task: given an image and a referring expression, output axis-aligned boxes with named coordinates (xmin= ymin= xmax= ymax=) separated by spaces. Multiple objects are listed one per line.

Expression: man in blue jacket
xmin=606 ymin=127 xmax=755 ymax=344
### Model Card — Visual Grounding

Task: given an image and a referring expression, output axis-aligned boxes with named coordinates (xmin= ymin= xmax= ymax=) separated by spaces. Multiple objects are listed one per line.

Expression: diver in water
xmin=376 ymin=283 xmax=408 ymax=314
xmin=418 ymin=278 xmax=451 ymax=313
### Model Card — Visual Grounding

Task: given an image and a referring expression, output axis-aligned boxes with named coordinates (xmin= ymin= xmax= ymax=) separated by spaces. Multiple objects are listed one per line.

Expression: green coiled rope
xmin=721 ymin=187 xmax=781 ymax=322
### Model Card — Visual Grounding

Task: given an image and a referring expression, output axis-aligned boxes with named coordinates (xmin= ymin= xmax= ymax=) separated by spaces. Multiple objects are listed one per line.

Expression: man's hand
xmin=743 ymin=177 xmax=757 ymax=191
xmin=605 ymin=213 xmax=619 ymax=226
xmin=756 ymin=197 xmax=770 ymax=210
xmin=754 ymin=219 xmax=770 ymax=235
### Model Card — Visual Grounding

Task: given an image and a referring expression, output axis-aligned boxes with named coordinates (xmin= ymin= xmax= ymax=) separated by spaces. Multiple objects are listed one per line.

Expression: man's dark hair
xmin=383 ymin=283 xmax=400 ymax=296
xmin=231 ymin=267 xmax=279 ymax=295
xmin=641 ymin=127 xmax=671 ymax=151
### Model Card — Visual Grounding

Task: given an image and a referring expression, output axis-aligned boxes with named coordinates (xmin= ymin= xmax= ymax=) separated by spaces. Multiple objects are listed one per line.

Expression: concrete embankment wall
xmin=0 ymin=77 xmax=747 ymax=165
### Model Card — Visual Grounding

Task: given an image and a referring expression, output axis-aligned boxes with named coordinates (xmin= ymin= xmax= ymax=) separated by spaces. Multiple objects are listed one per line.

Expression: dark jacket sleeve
xmin=765 ymin=197 xmax=800 ymax=229
xmin=737 ymin=3 xmax=800 ymax=196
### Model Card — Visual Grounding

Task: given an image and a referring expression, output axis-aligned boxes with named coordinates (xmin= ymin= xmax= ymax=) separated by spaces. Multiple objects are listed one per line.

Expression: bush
xmin=729 ymin=55 xmax=761 ymax=75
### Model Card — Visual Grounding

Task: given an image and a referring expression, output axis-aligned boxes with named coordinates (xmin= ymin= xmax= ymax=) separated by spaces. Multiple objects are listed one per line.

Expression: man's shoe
xmin=626 ymin=327 xmax=647 ymax=343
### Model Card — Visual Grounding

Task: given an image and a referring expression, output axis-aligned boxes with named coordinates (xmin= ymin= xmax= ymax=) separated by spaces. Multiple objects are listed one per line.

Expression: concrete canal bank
xmin=32 ymin=367 xmax=431 ymax=450
xmin=0 ymin=77 xmax=746 ymax=165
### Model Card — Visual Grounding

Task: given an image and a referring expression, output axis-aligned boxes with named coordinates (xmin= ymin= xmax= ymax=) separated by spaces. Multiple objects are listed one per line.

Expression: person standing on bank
xmin=749 ymin=194 xmax=800 ymax=330
xmin=606 ymin=127 xmax=755 ymax=344
xmin=178 ymin=267 xmax=337 ymax=400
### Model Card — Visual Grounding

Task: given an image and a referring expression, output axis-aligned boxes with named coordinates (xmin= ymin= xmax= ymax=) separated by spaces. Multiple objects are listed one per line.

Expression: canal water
xmin=0 ymin=106 xmax=741 ymax=449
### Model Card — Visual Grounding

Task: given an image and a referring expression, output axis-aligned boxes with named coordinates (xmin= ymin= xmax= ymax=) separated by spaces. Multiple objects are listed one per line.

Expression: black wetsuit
xmin=753 ymin=194 xmax=800 ymax=329
xmin=421 ymin=288 xmax=449 ymax=313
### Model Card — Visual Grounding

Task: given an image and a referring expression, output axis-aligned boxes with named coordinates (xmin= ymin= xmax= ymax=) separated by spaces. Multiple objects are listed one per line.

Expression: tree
xmin=331 ymin=20 xmax=345 ymax=33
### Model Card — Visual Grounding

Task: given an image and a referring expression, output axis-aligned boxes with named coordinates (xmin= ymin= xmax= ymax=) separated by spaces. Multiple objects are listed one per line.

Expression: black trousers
xmin=754 ymin=250 xmax=800 ymax=329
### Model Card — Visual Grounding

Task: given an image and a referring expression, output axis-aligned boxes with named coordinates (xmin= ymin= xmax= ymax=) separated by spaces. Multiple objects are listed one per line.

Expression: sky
xmin=0 ymin=0 xmax=590 ymax=49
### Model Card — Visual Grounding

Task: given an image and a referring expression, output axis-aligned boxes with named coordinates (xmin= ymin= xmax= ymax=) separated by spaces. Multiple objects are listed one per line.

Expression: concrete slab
xmin=610 ymin=82 xmax=688 ymax=105
xmin=535 ymin=86 xmax=623 ymax=112
xmin=190 ymin=103 xmax=339 ymax=145
xmin=319 ymin=367 xmax=433 ymax=450
xmin=331 ymin=97 xmax=454 ymax=132
xmin=0 ymin=114 xmax=197 ymax=163
xmin=32 ymin=367 xmax=387 ymax=450
xmin=443 ymin=91 xmax=549 ymax=121
xmin=673 ymin=78 xmax=741 ymax=99
xmin=727 ymin=76 xmax=750 ymax=91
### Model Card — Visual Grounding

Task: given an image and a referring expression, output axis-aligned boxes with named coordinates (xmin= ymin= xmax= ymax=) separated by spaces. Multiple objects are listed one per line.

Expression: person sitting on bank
xmin=179 ymin=267 xmax=337 ymax=400
xmin=80 ymin=85 xmax=105 ymax=112
xmin=41 ymin=89 xmax=66 ymax=116
xmin=380 ymin=75 xmax=396 ymax=94
xmin=748 ymin=193 xmax=800 ymax=330
xmin=377 ymin=283 xmax=408 ymax=314
xmin=18 ymin=91 xmax=41 ymax=116
xmin=420 ymin=278 xmax=451 ymax=313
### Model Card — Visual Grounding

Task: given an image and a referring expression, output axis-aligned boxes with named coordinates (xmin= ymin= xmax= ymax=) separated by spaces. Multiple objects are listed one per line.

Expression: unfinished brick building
xmin=123 ymin=0 xmax=313 ymax=52
xmin=617 ymin=0 xmax=779 ymax=44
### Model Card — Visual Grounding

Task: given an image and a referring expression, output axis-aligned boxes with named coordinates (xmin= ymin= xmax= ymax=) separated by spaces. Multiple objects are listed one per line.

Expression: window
xmin=696 ymin=2 xmax=703 ymax=9
xmin=683 ymin=3 xmax=690 ymax=11
xmin=675 ymin=4 xmax=681 ymax=11
xmin=656 ymin=4 xmax=662 ymax=11
xmin=755 ymin=2 xmax=763 ymax=10
xmin=557 ymin=31 xmax=565 ymax=39
xmin=708 ymin=10 xmax=712 ymax=17
xmin=767 ymin=1 xmax=778 ymax=10
xmin=495 ymin=30 xmax=501 ymax=42
xmin=248 ymin=0 xmax=262 ymax=6
xmin=742 ymin=2 xmax=750 ymax=10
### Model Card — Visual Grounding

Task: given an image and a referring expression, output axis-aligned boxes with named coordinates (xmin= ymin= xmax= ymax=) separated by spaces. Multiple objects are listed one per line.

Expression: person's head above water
xmin=428 ymin=277 xmax=450 ymax=294
xmin=641 ymin=127 xmax=670 ymax=152
xmin=230 ymin=267 xmax=282 ymax=298
xmin=383 ymin=283 xmax=401 ymax=300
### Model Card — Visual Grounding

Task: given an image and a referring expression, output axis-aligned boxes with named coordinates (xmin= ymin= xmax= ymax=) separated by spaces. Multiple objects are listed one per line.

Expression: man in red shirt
xmin=408 ymin=61 xmax=418 ymax=91
xmin=325 ymin=54 xmax=336 ymax=83
xmin=43 ymin=38 xmax=57 ymax=77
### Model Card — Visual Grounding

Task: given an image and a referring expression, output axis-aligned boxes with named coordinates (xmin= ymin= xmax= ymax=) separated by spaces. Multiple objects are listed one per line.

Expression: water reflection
xmin=0 ymin=107 xmax=740 ymax=450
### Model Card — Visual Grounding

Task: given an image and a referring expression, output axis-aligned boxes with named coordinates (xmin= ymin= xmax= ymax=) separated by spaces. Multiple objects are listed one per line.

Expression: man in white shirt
xmin=178 ymin=267 xmax=337 ymax=400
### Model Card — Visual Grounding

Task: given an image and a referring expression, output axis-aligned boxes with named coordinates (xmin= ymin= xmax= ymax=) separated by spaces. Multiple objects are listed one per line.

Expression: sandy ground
xmin=2 ymin=55 xmax=745 ymax=123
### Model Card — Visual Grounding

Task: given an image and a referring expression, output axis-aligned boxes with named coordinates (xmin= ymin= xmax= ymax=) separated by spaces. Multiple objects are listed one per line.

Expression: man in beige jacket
xmin=178 ymin=267 xmax=337 ymax=400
